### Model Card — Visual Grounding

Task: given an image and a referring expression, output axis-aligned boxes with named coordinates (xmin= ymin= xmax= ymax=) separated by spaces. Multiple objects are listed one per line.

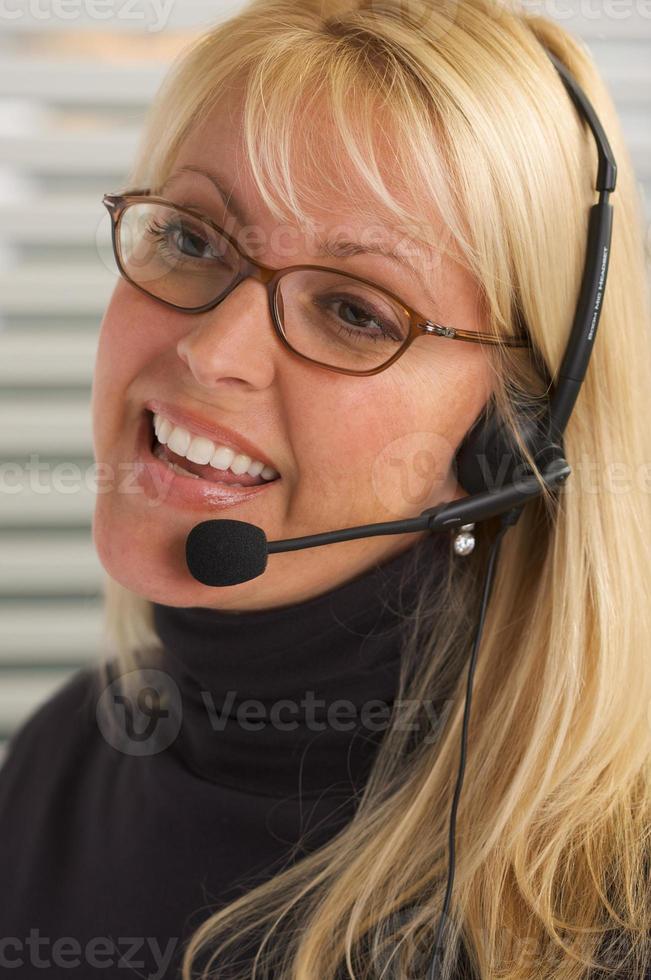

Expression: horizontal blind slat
xmin=0 ymin=330 xmax=97 ymax=385
xmin=0 ymin=599 xmax=105 ymax=661
xmin=0 ymin=668 xmax=83 ymax=732
xmin=0 ymin=263 xmax=114 ymax=315
xmin=0 ymin=534 xmax=103 ymax=595
xmin=0 ymin=397 xmax=93 ymax=455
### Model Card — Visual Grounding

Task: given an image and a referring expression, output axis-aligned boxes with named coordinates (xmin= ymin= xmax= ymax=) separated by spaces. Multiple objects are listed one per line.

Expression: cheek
xmin=292 ymin=378 xmax=411 ymax=480
xmin=292 ymin=354 xmax=490 ymax=513
xmin=92 ymin=286 xmax=175 ymax=450
xmin=95 ymin=284 xmax=162 ymax=385
xmin=289 ymin=375 xmax=441 ymax=508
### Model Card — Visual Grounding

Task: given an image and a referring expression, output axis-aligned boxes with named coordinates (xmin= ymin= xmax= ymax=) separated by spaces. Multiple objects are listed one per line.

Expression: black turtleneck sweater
xmin=0 ymin=534 xmax=456 ymax=980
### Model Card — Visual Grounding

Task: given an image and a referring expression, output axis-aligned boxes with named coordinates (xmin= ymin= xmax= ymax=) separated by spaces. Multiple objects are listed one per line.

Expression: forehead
xmin=165 ymin=89 xmax=447 ymax=258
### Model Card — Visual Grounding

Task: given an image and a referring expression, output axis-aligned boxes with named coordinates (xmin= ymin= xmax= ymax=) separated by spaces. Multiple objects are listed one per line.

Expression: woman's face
xmin=91 ymin=93 xmax=494 ymax=609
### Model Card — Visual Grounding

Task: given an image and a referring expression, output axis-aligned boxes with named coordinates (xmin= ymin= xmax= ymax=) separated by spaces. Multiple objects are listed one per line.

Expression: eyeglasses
xmin=102 ymin=190 xmax=532 ymax=377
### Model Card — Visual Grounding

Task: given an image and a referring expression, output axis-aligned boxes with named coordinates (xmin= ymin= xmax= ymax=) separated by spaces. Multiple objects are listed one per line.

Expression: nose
xmin=175 ymin=278 xmax=280 ymax=390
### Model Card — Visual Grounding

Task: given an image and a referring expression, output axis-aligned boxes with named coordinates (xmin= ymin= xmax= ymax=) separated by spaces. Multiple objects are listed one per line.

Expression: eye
xmin=146 ymin=217 xmax=229 ymax=265
xmin=314 ymin=291 xmax=405 ymax=343
xmin=171 ymin=223 xmax=213 ymax=259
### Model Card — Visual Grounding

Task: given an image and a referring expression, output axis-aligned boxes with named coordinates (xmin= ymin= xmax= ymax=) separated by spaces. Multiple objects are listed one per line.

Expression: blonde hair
xmin=98 ymin=0 xmax=651 ymax=976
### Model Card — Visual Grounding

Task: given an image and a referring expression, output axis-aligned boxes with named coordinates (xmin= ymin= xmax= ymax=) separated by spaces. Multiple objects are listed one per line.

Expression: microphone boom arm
xmin=267 ymin=457 xmax=571 ymax=555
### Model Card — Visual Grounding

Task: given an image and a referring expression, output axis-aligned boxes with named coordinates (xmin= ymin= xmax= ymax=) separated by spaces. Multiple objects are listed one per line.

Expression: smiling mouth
xmin=146 ymin=411 xmax=280 ymax=488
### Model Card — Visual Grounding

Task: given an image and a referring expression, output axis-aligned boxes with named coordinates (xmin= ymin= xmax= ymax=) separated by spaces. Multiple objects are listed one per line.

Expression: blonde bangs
xmin=127 ymin=7 xmax=490 ymax=289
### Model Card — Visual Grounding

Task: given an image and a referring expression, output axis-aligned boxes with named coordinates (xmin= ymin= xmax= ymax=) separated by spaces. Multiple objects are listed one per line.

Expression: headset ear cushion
xmin=455 ymin=404 xmax=551 ymax=496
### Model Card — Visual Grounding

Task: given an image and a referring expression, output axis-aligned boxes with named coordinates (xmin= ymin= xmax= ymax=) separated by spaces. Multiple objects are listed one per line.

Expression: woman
xmin=1 ymin=0 xmax=650 ymax=977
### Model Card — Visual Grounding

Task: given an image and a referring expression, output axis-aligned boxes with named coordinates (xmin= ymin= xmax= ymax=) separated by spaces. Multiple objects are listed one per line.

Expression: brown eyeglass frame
xmin=102 ymin=189 xmax=533 ymax=378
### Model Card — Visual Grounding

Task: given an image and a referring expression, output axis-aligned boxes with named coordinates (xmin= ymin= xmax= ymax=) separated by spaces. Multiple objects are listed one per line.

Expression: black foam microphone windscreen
xmin=185 ymin=519 xmax=268 ymax=586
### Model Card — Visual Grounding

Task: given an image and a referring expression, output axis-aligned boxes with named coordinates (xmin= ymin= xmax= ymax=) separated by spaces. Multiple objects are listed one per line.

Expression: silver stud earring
xmin=452 ymin=523 xmax=476 ymax=557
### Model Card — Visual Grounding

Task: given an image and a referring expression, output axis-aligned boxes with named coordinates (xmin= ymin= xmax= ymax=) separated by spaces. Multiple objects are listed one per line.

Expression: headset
xmin=455 ymin=50 xmax=617 ymax=505
xmin=426 ymin=49 xmax=618 ymax=978
xmin=183 ymin=48 xmax=618 ymax=980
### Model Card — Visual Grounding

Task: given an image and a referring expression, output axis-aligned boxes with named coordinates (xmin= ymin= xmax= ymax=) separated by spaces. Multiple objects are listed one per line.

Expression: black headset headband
xmin=417 ymin=47 xmax=619 ymax=533
xmin=546 ymin=51 xmax=617 ymax=434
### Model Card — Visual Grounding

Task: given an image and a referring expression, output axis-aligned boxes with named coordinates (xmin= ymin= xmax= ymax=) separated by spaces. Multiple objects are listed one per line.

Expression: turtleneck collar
xmin=151 ymin=533 xmax=449 ymax=799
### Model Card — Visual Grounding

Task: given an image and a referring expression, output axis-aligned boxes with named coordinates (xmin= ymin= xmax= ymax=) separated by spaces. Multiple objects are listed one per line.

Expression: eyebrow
xmin=161 ymin=165 xmax=439 ymax=309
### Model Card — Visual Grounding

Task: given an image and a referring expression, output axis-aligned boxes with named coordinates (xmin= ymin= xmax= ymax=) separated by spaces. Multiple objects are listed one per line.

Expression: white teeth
xmin=152 ymin=441 xmax=200 ymax=478
xmin=149 ymin=412 xmax=280 ymax=481
xmin=230 ymin=453 xmax=252 ymax=476
xmin=158 ymin=418 xmax=172 ymax=444
xmin=186 ymin=436 xmax=215 ymax=465
xmin=247 ymin=460 xmax=264 ymax=478
xmin=167 ymin=426 xmax=191 ymax=457
xmin=153 ymin=413 xmax=173 ymax=444
xmin=210 ymin=446 xmax=235 ymax=471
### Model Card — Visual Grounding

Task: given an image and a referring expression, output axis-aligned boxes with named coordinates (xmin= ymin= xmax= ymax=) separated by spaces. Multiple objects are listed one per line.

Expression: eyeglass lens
xmin=116 ymin=201 xmax=412 ymax=371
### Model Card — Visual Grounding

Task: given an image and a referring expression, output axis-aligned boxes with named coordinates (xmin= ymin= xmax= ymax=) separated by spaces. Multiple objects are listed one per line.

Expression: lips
xmin=150 ymin=422 xmax=270 ymax=487
xmin=144 ymin=397 xmax=280 ymax=476
xmin=133 ymin=406 xmax=279 ymax=510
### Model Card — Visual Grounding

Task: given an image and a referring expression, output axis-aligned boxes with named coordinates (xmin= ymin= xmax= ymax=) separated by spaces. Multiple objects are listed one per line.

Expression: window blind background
xmin=1 ymin=1 xmax=650 ymax=767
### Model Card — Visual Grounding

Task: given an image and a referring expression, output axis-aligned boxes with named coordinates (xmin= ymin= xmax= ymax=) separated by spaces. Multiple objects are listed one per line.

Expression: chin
xmin=91 ymin=501 xmax=261 ymax=607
